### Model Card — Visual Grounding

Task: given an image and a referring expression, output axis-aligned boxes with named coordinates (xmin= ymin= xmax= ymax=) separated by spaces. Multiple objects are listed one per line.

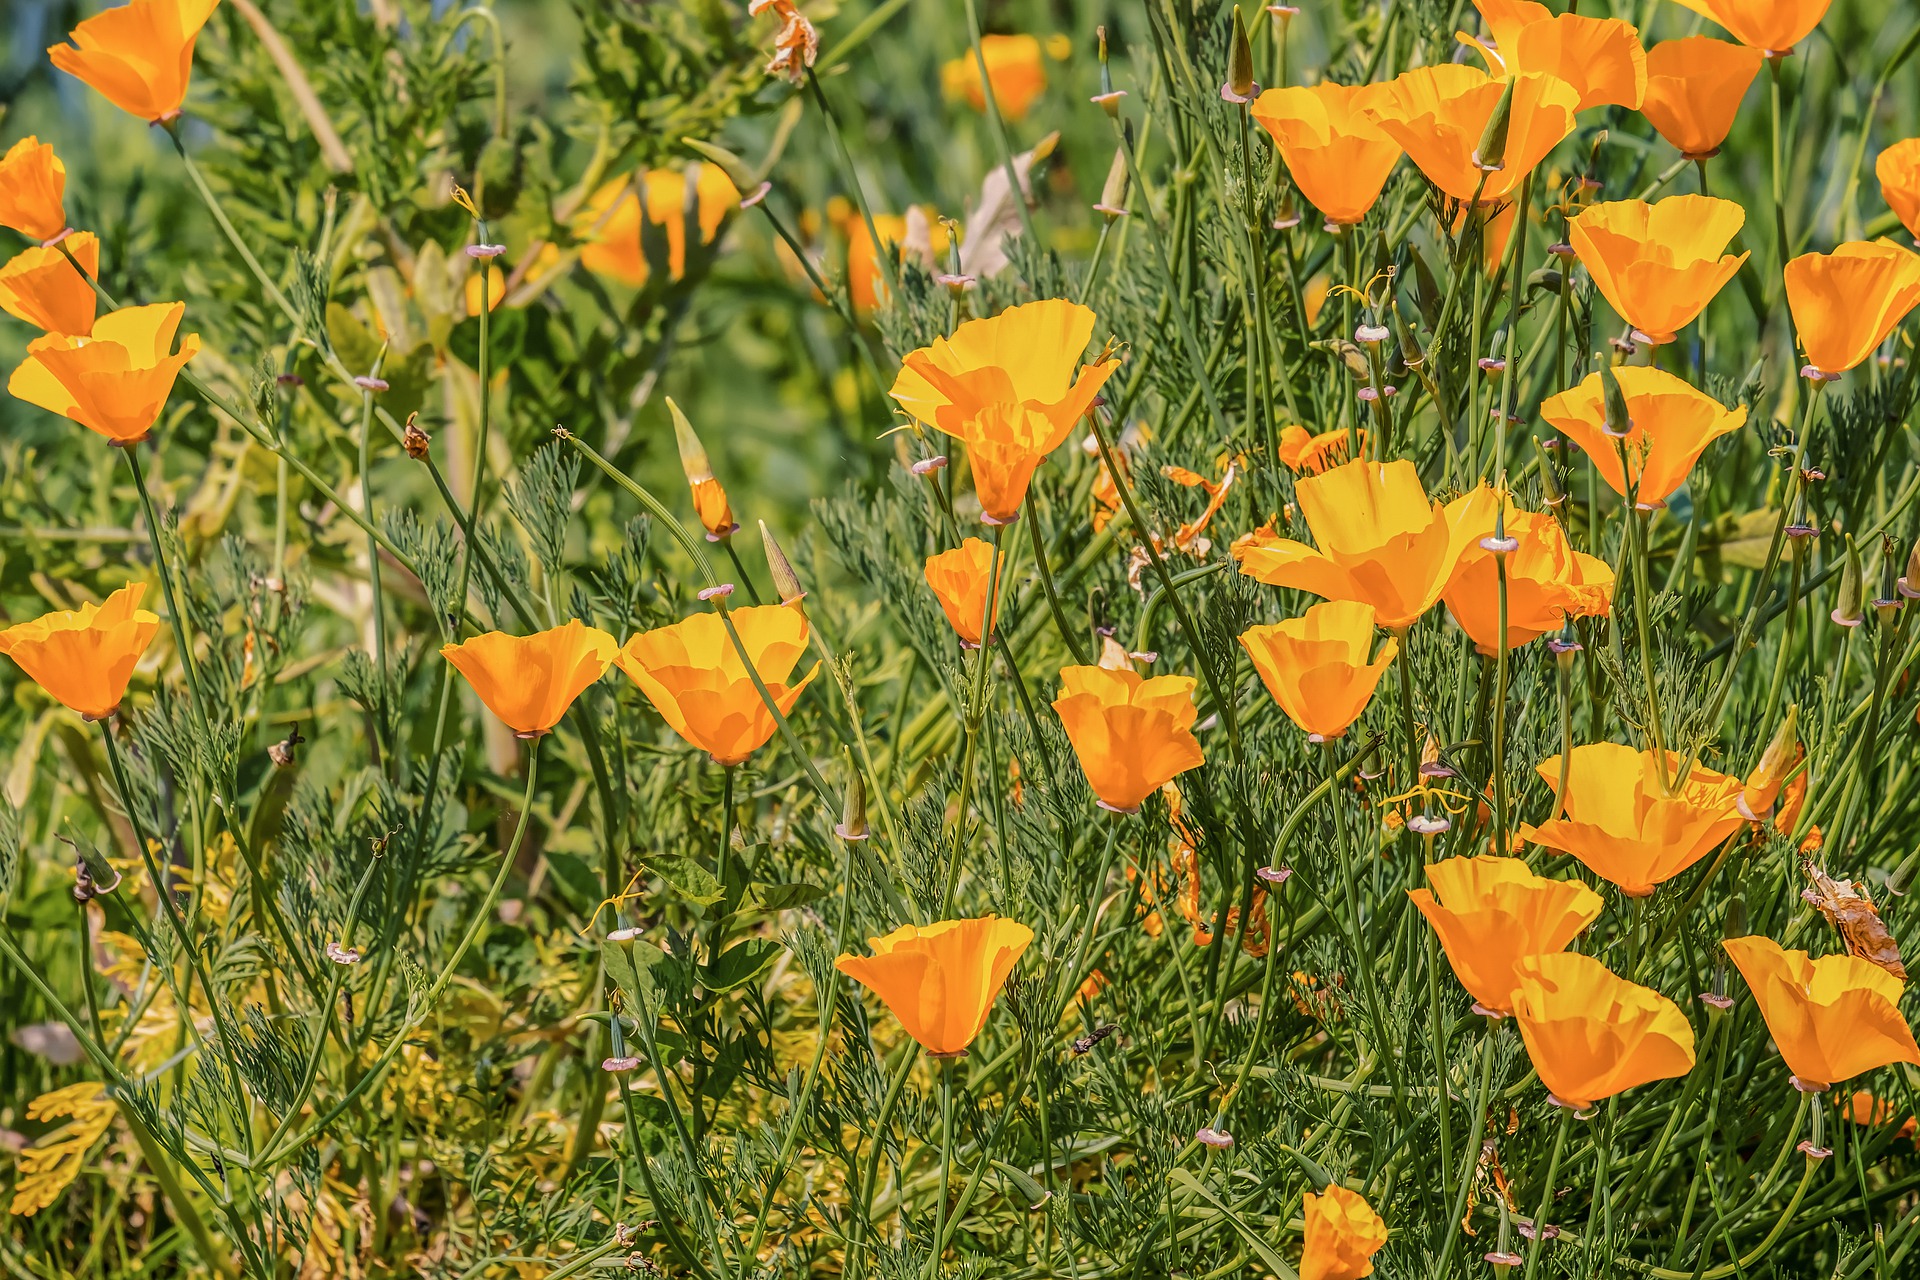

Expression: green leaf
xmin=544 ymin=850 xmax=603 ymax=913
xmin=1167 ymin=1170 xmax=1299 ymax=1280
xmin=653 ymin=853 xmax=725 ymax=909
xmin=603 ymin=938 xmax=667 ymax=1016
xmin=751 ymin=882 xmax=828 ymax=912
xmin=703 ymin=938 xmax=783 ymax=993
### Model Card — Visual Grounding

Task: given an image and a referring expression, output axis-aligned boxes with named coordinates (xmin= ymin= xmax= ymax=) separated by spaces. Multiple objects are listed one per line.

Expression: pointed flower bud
xmin=1831 ymin=534 xmax=1865 ymax=627
xmin=837 ymin=760 xmax=870 ymax=841
xmin=1222 ymin=7 xmax=1257 ymax=103
xmin=1899 ymin=537 xmax=1920 ymax=599
xmin=681 ymin=138 xmax=757 ymax=195
xmin=1095 ymin=146 xmax=1130 ymax=218
xmin=670 ymin=397 xmax=739 ymax=541
xmin=1473 ymin=77 xmax=1517 ymax=173
xmin=759 ymin=519 xmax=808 ymax=607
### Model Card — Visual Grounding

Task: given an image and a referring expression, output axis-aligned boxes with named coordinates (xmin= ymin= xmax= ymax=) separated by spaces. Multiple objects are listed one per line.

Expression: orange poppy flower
xmin=940 ymin=34 xmax=1047 ymax=122
xmin=1461 ymin=0 xmax=1646 ymax=114
xmin=1274 ymin=423 xmax=1358 ymax=475
xmin=1641 ymin=38 xmax=1763 ymax=160
xmin=890 ymin=299 xmax=1119 ymax=524
xmin=576 ymin=165 xmax=740 ymax=288
xmin=441 ymin=620 xmax=617 ymax=738
xmin=615 ymin=603 xmax=819 ymax=766
xmin=1784 ymin=240 xmax=1920 ymax=377
xmin=1239 ymin=600 xmax=1398 ymax=741
xmin=1512 ymin=952 xmax=1696 ymax=1109
xmin=1567 ymin=196 xmax=1749 ymax=344
xmin=0 ymin=583 xmax=160 ymax=721
xmin=832 ymin=205 xmax=952 ymax=314
xmin=1518 ymin=743 xmax=1744 ymax=897
xmin=7 ymin=301 xmax=200 ymax=444
xmin=1364 ymin=66 xmax=1579 ymax=204
xmin=670 ymin=399 xmax=737 ymax=540
xmin=1739 ymin=707 xmax=1798 ymax=820
xmin=0 ymin=136 xmax=67 ymax=243
xmin=1249 ymin=83 xmax=1403 ymax=227
xmin=1443 ymin=507 xmax=1613 ymax=654
xmin=1052 ymin=665 xmax=1205 ymax=814
xmin=47 ymin=0 xmax=221 ymax=124
xmin=1846 ymin=1091 xmax=1917 ymax=1139
xmin=1724 ymin=934 xmax=1920 ymax=1089
xmin=1299 ymin=1185 xmax=1388 ymax=1280
xmin=1881 ymin=140 xmax=1920 ymax=241
xmin=0 ymin=232 xmax=98 ymax=336
xmin=1233 ymin=458 xmax=1500 ymax=632
xmin=834 ymin=915 xmax=1034 ymax=1057
xmin=1670 ymin=0 xmax=1832 ymax=56
xmin=924 ymin=537 xmax=1004 ymax=648
xmin=1409 ymin=855 xmax=1604 ymax=1015
xmin=1539 ymin=365 xmax=1747 ymax=507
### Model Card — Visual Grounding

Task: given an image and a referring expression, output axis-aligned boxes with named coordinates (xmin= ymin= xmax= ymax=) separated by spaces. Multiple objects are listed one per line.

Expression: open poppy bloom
xmin=1784 ymin=240 xmax=1920 ymax=377
xmin=7 ymin=301 xmax=200 ymax=444
xmin=1723 ymin=935 xmax=1920 ymax=1089
xmin=1670 ymin=0 xmax=1832 ymax=56
xmin=1239 ymin=600 xmax=1397 ymax=741
xmin=1460 ymin=0 xmax=1646 ymax=114
xmin=834 ymin=915 xmax=1034 ymax=1057
xmin=0 ymin=136 xmax=67 ymax=243
xmin=47 ymin=0 xmax=221 ymax=124
xmin=924 ymin=537 xmax=1003 ymax=648
xmin=1249 ymin=83 xmax=1403 ymax=226
xmin=1641 ymin=37 xmax=1763 ymax=160
xmin=0 ymin=583 xmax=160 ymax=721
xmin=1881 ymin=139 xmax=1920 ymax=241
xmin=1443 ymin=507 xmax=1613 ymax=653
xmin=0 ymin=232 xmax=98 ymax=336
xmin=1409 ymin=855 xmax=1604 ymax=1015
xmin=890 ymin=299 xmax=1119 ymax=524
xmin=1274 ymin=423 xmax=1358 ymax=474
xmin=1512 ymin=952 xmax=1696 ymax=1109
xmin=1233 ymin=458 xmax=1499 ymax=632
xmin=616 ymin=603 xmax=819 ymax=766
xmin=1539 ymin=365 xmax=1747 ymax=507
xmin=1567 ymin=196 xmax=1749 ymax=344
xmin=1299 ymin=1185 xmax=1388 ymax=1280
xmin=442 ymin=620 xmax=617 ymax=738
xmin=1052 ymin=664 xmax=1204 ymax=813
xmin=841 ymin=206 xmax=949 ymax=314
xmin=1518 ymin=743 xmax=1744 ymax=897
xmin=575 ymin=165 xmax=740 ymax=288
xmin=1364 ymin=65 xmax=1579 ymax=204
xmin=940 ymin=34 xmax=1047 ymax=122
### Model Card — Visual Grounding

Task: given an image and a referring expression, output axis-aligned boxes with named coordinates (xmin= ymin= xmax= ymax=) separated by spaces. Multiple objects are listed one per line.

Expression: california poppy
xmin=924 ymin=537 xmax=1003 ymax=648
xmin=1461 ymin=0 xmax=1646 ymax=114
xmin=1299 ymin=1185 xmax=1388 ymax=1280
xmin=1567 ymin=196 xmax=1749 ymax=343
xmin=1249 ymin=83 xmax=1403 ymax=227
xmin=442 ymin=620 xmax=617 ymax=738
xmin=1640 ymin=37 xmax=1763 ymax=160
xmin=1239 ymin=600 xmax=1398 ymax=740
xmin=1518 ymin=743 xmax=1744 ymax=897
xmin=0 ymin=232 xmax=98 ymax=336
xmin=670 ymin=400 xmax=737 ymax=540
xmin=1052 ymin=664 xmax=1205 ymax=813
xmin=841 ymin=206 xmax=949 ymax=313
xmin=0 ymin=136 xmax=67 ymax=243
xmin=615 ymin=603 xmax=819 ymax=766
xmin=1443 ymin=506 xmax=1613 ymax=653
xmin=1233 ymin=458 xmax=1499 ymax=632
xmin=0 ymin=583 xmax=160 ymax=721
xmin=1274 ymin=423 xmax=1358 ymax=474
xmin=1881 ymin=139 xmax=1920 ymax=241
xmin=1365 ymin=66 xmax=1579 ymax=204
xmin=7 ymin=301 xmax=200 ymax=444
xmin=1723 ymin=934 xmax=1920 ymax=1088
xmin=1539 ymin=365 xmax=1747 ymax=507
xmin=940 ymin=34 xmax=1047 ymax=122
xmin=1670 ymin=0 xmax=1832 ymax=56
xmin=1409 ymin=855 xmax=1604 ymax=1015
xmin=576 ymin=165 xmax=740 ymax=288
xmin=1784 ymin=240 xmax=1920 ymax=377
xmin=47 ymin=0 xmax=221 ymax=124
xmin=834 ymin=915 xmax=1034 ymax=1057
xmin=750 ymin=0 xmax=818 ymax=86
xmin=1512 ymin=952 xmax=1696 ymax=1108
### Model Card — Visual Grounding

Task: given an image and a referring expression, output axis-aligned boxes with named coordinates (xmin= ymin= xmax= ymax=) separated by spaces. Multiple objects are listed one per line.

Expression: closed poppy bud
xmin=837 ymin=759 xmax=869 ymax=841
xmin=1740 ymin=705 xmax=1798 ymax=820
xmin=1223 ymin=6 xmax=1257 ymax=102
xmin=940 ymin=34 xmax=1047 ymax=122
xmin=1880 ymin=139 xmax=1920 ymax=241
xmin=0 ymin=232 xmax=99 ymax=336
xmin=0 ymin=136 xmax=68 ymax=243
xmin=1299 ymin=1185 xmax=1387 ymax=1280
xmin=1444 ymin=506 xmax=1613 ymax=653
xmin=1831 ymin=534 xmax=1865 ymax=627
xmin=1052 ymin=664 xmax=1205 ymax=814
xmin=1784 ymin=240 xmax=1920 ymax=378
xmin=1512 ymin=952 xmax=1696 ymax=1109
xmin=759 ymin=519 xmax=807 ymax=607
xmin=1567 ymin=196 xmax=1749 ymax=344
xmin=1670 ymin=0 xmax=1832 ymax=57
xmin=1239 ymin=600 xmax=1398 ymax=741
xmin=7 ymin=301 xmax=201 ymax=444
xmin=924 ymin=537 xmax=1004 ymax=648
xmin=47 ymin=0 xmax=222 ymax=124
xmin=1409 ymin=855 xmax=1604 ymax=1015
xmin=1723 ymin=934 xmax=1920 ymax=1089
xmin=1474 ymin=75 xmax=1517 ymax=172
xmin=0 ymin=583 xmax=160 ymax=721
xmin=1095 ymin=145 xmax=1130 ymax=218
xmin=442 ymin=620 xmax=617 ymax=738
xmin=1365 ymin=66 xmax=1578 ymax=203
xmin=1641 ymin=38 xmax=1763 ymax=160
xmin=1540 ymin=365 xmax=1747 ymax=507
xmin=835 ymin=916 xmax=1034 ymax=1056
xmin=615 ymin=603 xmax=819 ymax=766
xmin=1250 ymin=83 xmax=1404 ymax=227
xmin=668 ymin=397 xmax=738 ymax=540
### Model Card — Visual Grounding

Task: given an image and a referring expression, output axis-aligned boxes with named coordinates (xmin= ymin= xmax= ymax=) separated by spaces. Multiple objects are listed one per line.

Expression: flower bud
xmin=1222 ymin=7 xmax=1257 ymax=102
xmin=1473 ymin=77 xmax=1516 ymax=174
xmin=1600 ymin=363 xmax=1632 ymax=439
xmin=1831 ymin=534 xmax=1865 ymax=627
xmin=1899 ymin=538 xmax=1920 ymax=599
xmin=670 ymin=397 xmax=738 ymax=540
xmin=836 ymin=758 xmax=870 ymax=841
xmin=1095 ymin=146 xmax=1130 ymax=218
xmin=680 ymin=137 xmax=757 ymax=195
xmin=759 ymin=519 xmax=807 ymax=608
